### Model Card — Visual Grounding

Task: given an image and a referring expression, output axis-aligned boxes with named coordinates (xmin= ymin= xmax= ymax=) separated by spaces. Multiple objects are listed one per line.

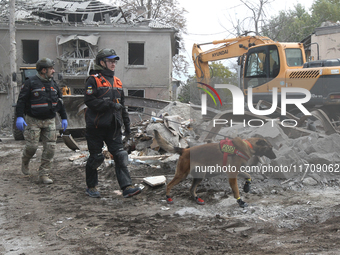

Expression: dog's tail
xmin=153 ymin=130 xmax=184 ymax=155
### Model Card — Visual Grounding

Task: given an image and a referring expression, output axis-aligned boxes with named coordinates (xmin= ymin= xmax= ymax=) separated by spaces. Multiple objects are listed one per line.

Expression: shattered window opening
xmin=22 ymin=40 xmax=39 ymax=64
xmin=128 ymin=43 xmax=144 ymax=66
xmin=57 ymin=34 xmax=99 ymax=77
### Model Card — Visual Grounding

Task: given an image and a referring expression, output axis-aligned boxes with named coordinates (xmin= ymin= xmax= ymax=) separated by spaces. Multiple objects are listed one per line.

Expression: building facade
xmin=0 ymin=0 xmax=179 ymax=128
xmin=305 ymin=22 xmax=340 ymax=61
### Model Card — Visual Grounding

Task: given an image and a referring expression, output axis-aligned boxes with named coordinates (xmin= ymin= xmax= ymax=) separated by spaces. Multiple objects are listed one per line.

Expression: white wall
xmin=0 ymin=24 xmax=177 ymax=127
xmin=311 ymin=26 xmax=340 ymax=61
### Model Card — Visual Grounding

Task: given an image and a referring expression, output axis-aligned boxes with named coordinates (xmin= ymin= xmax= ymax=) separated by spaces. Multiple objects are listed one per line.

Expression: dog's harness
xmin=219 ymin=138 xmax=251 ymax=166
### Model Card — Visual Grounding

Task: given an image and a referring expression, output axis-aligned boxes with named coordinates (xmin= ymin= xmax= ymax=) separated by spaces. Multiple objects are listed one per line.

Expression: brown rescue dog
xmin=154 ymin=130 xmax=276 ymax=207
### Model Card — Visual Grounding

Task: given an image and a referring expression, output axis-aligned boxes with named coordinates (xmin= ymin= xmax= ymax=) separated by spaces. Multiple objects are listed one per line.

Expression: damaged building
xmin=0 ymin=0 xmax=180 ymax=127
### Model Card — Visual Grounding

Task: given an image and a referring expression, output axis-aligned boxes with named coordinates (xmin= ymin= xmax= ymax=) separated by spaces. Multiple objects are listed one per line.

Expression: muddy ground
xmin=0 ymin=134 xmax=339 ymax=255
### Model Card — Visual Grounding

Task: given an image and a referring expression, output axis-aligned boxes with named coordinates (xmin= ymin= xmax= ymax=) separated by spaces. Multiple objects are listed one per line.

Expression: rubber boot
xmin=21 ymin=159 xmax=30 ymax=175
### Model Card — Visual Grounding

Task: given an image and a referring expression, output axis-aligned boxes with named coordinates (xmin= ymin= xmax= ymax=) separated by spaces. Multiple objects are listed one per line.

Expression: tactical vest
xmin=28 ymin=76 xmax=62 ymax=118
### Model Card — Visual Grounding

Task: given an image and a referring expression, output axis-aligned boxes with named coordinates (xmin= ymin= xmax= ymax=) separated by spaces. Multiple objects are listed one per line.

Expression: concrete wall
xmin=0 ymin=24 xmax=176 ymax=128
xmin=0 ymin=32 xmax=13 ymax=128
xmin=311 ymin=25 xmax=340 ymax=60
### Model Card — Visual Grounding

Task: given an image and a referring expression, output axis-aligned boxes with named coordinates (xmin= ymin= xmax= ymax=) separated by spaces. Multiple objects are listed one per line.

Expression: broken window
xmin=128 ymin=43 xmax=144 ymax=65
xmin=57 ymin=34 xmax=99 ymax=77
xmin=128 ymin=89 xmax=144 ymax=112
xmin=22 ymin=40 xmax=39 ymax=64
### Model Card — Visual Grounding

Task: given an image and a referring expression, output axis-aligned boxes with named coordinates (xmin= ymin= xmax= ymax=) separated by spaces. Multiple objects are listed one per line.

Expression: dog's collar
xmin=243 ymin=139 xmax=253 ymax=150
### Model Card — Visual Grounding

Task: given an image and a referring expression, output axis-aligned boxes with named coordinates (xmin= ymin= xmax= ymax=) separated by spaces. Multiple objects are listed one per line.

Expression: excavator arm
xmin=192 ymin=35 xmax=275 ymax=84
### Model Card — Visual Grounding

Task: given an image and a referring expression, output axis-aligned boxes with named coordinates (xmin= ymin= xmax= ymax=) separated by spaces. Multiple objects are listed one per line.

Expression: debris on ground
xmin=53 ymin=99 xmax=340 ymax=189
xmin=143 ymin=175 xmax=166 ymax=187
xmin=1 ymin=100 xmax=340 ymax=254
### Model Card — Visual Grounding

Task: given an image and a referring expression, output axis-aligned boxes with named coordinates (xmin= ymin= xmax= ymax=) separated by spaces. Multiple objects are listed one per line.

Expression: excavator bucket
xmin=61 ymin=133 xmax=80 ymax=151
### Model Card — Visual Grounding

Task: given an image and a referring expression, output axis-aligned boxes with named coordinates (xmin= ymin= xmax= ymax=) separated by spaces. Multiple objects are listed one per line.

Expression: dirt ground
xmin=0 ymin=134 xmax=340 ymax=255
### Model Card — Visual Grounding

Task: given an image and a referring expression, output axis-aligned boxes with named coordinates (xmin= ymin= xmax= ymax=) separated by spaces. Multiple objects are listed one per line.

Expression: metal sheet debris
xmin=57 ymin=34 xmax=100 ymax=45
xmin=61 ymin=134 xmax=80 ymax=151
xmin=143 ymin=175 xmax=166 ymax=187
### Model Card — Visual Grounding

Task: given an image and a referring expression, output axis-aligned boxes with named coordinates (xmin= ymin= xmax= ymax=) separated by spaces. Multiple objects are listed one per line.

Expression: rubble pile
xmin=67 ymin=101 xmax=340 ymax=187
xmin=217 ymin=121 xmax=340 ymax=181
xmin=121 ymin=102 xmax=340 ymax=185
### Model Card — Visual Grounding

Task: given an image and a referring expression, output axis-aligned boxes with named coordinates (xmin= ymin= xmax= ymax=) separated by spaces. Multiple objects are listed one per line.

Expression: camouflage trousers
xmin=22 ymin=115 xmax=57 ymax=176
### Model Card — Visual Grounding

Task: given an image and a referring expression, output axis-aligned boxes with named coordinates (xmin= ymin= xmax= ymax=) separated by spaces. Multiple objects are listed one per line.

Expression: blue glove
xmin=16 ymin=117 xmax=27 ymax=131
xmin=61 ymin=119 xmax=68 ymax=132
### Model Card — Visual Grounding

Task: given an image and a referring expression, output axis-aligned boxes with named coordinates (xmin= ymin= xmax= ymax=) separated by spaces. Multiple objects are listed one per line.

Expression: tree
xmin=311 ymin=0 xmax=340 ymax=24
xmin=262 ymin=4 xmax=314 ymax=42
xmin=112 ymin=0 xmax=187 ymax=30
xmin=209 ymin=62 xmax=234 ymax=82
xmin=239 ymin=0 xmax=272 ymax=35
xmin=110 ymin=0 xmax=189 ymax=78
xmin=262 ymin=0 xmax=340 ymax=43
xmin=221 ymin=0 xmax=274 ymax=36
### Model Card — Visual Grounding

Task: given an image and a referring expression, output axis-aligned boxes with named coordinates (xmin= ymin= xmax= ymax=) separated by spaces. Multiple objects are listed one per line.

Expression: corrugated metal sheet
xmin=57 ymin=34 xmax=100 ymax=45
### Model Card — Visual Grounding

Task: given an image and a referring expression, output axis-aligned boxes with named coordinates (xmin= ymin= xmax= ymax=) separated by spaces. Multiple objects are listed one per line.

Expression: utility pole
xmin=9 ymin=0 xmax=17 ymax=105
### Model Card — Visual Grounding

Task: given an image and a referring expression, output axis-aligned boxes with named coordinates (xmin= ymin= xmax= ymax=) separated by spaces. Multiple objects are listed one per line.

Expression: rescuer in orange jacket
xmin=84 ymin=48 xmax=141 ymax=198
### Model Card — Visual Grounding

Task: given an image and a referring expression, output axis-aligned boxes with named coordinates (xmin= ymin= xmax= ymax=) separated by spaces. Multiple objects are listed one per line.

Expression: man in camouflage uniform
xmin=15 ymin=58 xmax=68 ymax=184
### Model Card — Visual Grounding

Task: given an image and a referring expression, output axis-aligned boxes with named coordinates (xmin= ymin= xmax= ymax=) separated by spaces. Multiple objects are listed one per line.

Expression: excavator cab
xmin=243 ymin=45 xmax=281 ymax=89
xmin=192 ymin=35 xmax=340 ymax=116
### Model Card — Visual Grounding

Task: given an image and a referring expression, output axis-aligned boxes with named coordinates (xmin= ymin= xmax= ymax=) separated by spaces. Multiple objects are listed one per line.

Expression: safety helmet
xmin=36 ymin=58 xmax=55 ymax=72
xmin=96 ymin=48 xmax=120 ymax=65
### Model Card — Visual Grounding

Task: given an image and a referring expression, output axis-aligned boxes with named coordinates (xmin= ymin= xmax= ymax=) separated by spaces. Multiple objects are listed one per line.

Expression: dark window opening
xmin=128 ymin=43 xmax=144 ymax=65
xmin=22 ymin=40 xmax=39 ymax=64
xmin=128 ymin=89 xmax=144 ymax=112
xmin=79 ymin=40 xmax=90 ymax=58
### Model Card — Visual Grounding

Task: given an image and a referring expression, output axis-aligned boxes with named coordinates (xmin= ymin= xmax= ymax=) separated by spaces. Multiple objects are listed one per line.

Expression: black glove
xmin=109 ymin=101 xmax=123 ymax=110
xmin=123 ymin=126 xmax=131 ymax=136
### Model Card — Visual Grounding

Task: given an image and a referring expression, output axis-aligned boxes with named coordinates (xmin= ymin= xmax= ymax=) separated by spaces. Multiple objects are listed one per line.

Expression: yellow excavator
xmin=192 ymin=35 xmax=340 ymax=119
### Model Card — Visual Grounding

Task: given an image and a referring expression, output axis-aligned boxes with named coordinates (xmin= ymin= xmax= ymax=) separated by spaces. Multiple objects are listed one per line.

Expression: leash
xmin=135 ymin=111 xmax=230 ymax=139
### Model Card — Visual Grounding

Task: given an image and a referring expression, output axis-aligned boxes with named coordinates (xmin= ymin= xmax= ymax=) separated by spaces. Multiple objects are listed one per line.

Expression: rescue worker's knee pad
xmin=87 ymin=153 xmax=104 ymax=169
xmin=43 ymin=142 xmax=56 ymax=159
xmin=114 ymin=149 xmax=128 ymax=166
xmin=25 ymin=145 xmax=38 ymax=157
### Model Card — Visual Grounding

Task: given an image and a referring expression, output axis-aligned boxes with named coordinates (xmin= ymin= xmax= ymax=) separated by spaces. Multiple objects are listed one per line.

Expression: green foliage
xmin=262 ymin=0 xmax=340 ymax=42
xmin=312 ymin=0 xmax=340 ymax=24
xmin=209 ymin=62 xmax=232 ymax=80
xmin=177 ymin=77 xmax=193 ymax=104
xmin=177 ymin=75 xmax=200 ymax=104
xmin=262 ymin=4 xmax=314 ymax=42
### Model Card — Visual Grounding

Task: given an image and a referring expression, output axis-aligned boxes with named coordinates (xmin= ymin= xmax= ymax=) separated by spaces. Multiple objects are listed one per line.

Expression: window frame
xmin=127 ymin=41 xmax=146 ymax=68
xmin=22 ymin=40 xmax=39 ymax=64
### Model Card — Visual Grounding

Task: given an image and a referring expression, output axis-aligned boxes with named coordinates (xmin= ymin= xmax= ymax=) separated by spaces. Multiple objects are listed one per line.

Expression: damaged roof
xmin=0 ymin=0 xmax=177 ymax=30
xmin=31 ymin=0 xmax=120 ymax=23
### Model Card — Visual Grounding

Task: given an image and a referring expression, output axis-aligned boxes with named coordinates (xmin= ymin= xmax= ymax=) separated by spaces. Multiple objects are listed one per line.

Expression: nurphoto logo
xmin=198 ymin=83 xmax=312 ymax=128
